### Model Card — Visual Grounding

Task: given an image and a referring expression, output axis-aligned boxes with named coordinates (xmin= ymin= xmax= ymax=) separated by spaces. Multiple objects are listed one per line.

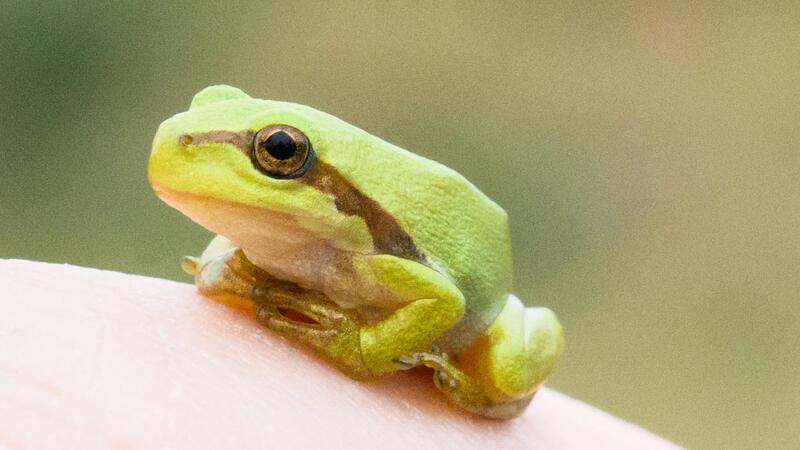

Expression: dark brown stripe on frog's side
xmin=179 ymin=130 xmax=426 ymax=263
xmin=300 ymin=160 xmax=425 ymax=263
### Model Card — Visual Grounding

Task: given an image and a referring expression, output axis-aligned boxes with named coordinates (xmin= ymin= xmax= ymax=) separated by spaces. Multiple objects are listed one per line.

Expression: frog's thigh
xmin=460 ymin=295 xmax=564 ymax=404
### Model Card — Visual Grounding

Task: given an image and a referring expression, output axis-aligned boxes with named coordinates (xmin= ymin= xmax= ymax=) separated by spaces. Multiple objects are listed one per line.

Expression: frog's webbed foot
xmin=393 ymin=295 xmax=563 ymax=420
xmin=400 ymin=351 xmax=533 ymax=420
xmin=252 ymin=286 xmax=370 ymax=379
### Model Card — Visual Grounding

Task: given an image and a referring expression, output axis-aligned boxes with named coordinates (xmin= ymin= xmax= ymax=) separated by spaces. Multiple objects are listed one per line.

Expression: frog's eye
xmin=252 ymin=125 xmax=314 ymax=179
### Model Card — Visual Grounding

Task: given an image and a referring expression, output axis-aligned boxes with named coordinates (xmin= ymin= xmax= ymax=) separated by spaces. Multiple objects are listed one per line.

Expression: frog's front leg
xmin=183 ymin=235 xmax=283 ymax=311
xmin=408 ymin=296 xmax=564 ymax=419
xmin=251 ymin=254 xmax=466 ymax=379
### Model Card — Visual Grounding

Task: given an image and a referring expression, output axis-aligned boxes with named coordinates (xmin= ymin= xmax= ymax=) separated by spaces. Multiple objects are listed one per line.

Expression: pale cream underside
xmin=153 ymin=183 xmax=404 ymax=315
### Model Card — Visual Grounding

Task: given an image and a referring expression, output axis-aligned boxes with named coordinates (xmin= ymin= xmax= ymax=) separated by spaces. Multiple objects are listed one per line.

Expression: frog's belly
xmin=243 ymin=243 xmax=409 ymax=317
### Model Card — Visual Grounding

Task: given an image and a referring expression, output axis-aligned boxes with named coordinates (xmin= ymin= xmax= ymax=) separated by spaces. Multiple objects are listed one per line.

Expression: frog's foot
xmin=178 ymin=235 xmax=267 ymax=310
xmin=252 ymin=286 xmax=371 ymax=379
xmin=403 ymin=351 xmax=535 ymax=419
xmin=401 ymin=296 xmax=564 ymax=420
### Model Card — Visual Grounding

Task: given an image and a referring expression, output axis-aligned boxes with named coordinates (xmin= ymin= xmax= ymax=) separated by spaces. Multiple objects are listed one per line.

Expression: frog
xmin=148 ymin=85 xmax=564 ymax=419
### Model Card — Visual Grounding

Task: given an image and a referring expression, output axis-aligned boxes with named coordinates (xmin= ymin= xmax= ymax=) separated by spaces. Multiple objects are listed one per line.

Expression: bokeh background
xmin=2 ymin=2 xmax=798 ymax=448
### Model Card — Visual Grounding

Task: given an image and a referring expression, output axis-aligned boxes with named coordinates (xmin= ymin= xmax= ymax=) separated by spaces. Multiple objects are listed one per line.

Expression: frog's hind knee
xmin=461 ymin=295 xmax=564 ymax=401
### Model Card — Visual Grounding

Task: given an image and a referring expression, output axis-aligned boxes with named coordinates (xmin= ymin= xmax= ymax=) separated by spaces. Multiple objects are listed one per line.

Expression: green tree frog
xmin=148 ymin=85 xmax=564 ymax=419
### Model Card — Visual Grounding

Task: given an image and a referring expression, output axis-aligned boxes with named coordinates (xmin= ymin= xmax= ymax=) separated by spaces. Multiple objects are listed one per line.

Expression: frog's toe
xmin=392 ymin=354 xmax=422 ymax=370
xmin=251 ymin=286 xmax=352 ymax=330
xmin=180 ymin=256 xmax=199 ymax=275
xmin=434 ymin=368 xmax=458 ymax=391
xmin=255 ymin=304 xmax=339 ymax=345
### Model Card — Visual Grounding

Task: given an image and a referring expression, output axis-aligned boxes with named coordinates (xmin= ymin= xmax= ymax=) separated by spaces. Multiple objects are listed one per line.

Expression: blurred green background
xmin=2 ymin=2 xmax=798 ymax=448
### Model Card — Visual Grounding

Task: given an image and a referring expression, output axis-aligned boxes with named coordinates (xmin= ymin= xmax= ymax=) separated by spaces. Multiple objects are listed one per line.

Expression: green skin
xmin=148 ymin=85 xmax=564 ymax=419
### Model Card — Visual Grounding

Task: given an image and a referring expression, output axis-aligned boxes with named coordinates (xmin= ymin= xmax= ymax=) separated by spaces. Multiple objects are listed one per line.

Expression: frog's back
xmin=304 ymin=107 xmax=514 ymax=352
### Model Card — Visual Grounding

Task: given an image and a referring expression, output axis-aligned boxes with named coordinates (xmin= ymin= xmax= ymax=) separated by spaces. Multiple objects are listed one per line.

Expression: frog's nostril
xmin=178 ymin=134 xmax=193 ymax=146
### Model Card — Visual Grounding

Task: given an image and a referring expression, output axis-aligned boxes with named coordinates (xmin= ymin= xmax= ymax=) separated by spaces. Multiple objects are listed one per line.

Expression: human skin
xmin=0 ymin=259 xmax=680 ymax=450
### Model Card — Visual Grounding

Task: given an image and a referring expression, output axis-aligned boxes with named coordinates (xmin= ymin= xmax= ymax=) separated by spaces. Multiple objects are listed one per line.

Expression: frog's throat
xmin=179 ymin=130 xmax=427 ymax=265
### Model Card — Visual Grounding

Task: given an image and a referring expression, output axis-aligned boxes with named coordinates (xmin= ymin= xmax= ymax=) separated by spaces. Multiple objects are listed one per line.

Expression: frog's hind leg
xmin=251 ymin=285 xmax=371 ymax=379
xmin=408 ymin=295 xmax=564 ymax=419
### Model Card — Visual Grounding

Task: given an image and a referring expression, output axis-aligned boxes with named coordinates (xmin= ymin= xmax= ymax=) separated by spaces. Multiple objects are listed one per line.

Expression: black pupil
xmin=262 ymin=131 xmax=297 ymax=160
